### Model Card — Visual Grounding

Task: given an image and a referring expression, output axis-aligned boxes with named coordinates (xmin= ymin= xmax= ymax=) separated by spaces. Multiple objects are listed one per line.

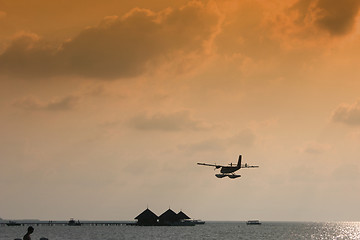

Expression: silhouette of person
xmin=23 ymin=226 xmax=34 ymax=240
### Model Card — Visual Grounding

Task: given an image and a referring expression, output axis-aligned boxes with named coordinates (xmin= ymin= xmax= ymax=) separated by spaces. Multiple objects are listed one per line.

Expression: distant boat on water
xmin=6 ymin=221 xmax=21 ymax=226
xmin=246 ymin=220 xmax=261 ymax=225
xmin=190 ymin=219 xmax=205 ymax=225
xmin=68 ymin=218 xmax=81 ymax=226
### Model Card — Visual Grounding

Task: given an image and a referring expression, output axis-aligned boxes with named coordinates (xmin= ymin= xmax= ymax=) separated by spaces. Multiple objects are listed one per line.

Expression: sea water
xmin=1 ymin=222 xmax=360 ymax=240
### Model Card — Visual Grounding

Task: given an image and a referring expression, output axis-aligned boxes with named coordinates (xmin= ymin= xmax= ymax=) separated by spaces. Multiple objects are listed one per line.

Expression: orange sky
xmin=1 ymin=0 xmax=360 ymax=221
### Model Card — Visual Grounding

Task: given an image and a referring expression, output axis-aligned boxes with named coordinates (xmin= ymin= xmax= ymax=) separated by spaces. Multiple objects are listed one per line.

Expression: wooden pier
xmin=0 ymin=220 xmax=135 ymax=227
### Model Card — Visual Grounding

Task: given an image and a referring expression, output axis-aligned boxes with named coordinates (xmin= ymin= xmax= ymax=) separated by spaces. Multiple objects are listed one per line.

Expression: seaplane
xmin=197 ymin=155 xmax=259 ymax=179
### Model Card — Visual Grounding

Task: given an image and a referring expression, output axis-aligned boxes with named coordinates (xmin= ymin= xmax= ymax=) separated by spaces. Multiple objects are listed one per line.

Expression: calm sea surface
xmin=1 ymin=222 xmax=360 ymax=240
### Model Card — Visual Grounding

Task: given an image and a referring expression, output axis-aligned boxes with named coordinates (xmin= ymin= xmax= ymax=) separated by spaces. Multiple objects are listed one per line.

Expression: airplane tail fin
xmin=237 ymin=155 xmax=242 ymax=167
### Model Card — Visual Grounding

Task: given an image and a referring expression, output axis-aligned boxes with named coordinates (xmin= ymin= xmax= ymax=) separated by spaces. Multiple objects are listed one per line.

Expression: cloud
xmin=178 ymin=139 xmax=225 ymax=153
xmin=226 ymin=129 xmax=256 ymax=147
xmin=301 ymin=141 xmax=331 ymax=154
xmin=315 ymin=0 xmax=360 ymax=36
xmin=331 ymin=163 xmax=360 ymax=181
xmin=0 ymin=2 xmax=221 ymax=79
xmin=178 ymin=129 xmax=256 ymax=154
xmin=291 ymin=0 xmax=360 ymax=36
xmin=265 ymin=0 xmax=360 ymax=49
xmin=0 ymin=11 xmax=6 ymax=19
xmin=13 ymin=95 xmax=79 ymax=111
xmin=129 ymin=111 xmax=210 ymax=131
xmin=332 ymin=100 xmax=360 ymax=126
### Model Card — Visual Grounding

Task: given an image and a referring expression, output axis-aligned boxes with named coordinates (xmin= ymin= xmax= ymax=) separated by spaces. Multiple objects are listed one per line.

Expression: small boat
xmin=68 ymin=218 xmax=81 ymax=226
xmin=192 ymin=219 xmax=205 ymax=225
xmin=6 ymin=221 xmax=21 ymax=226
xmin=181 ymin=219 xmax=205 ymax=225
xmin=246 ymin=220 xmax=261 ymax=225
xmin=173 ymin=220 xmax=196 ymax=226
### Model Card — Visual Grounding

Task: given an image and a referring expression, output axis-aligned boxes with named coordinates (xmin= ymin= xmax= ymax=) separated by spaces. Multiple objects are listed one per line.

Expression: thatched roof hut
xmin=158 ymin=208 xmax=178 ymax=225
xmin=135 ymin=208 xmax=158 ymax=226
xmin=177 ymin=211 xmax=191 ymax=220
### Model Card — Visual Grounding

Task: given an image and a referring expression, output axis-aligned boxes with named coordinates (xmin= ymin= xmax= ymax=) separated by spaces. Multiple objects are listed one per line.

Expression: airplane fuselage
xmin=220 ymin=166 xmax=240 ymax=173
xmin=197 ymin=155 xmax=258 ymax=179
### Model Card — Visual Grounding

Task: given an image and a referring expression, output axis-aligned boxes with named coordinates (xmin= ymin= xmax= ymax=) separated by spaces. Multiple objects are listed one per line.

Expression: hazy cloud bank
xmin=0 ymin=2 xmax=221 ymax=79
xmin=268 ymin=0 xmax=360 ymax=49
xmin=289 ymin=0 xmax=360 ymax=36
xmin=129 ymin=111 xmax=211 ymax=131
xmin=0 ymin=11 xmax=6 ymax=19
xmin=315 ymin=0 xmax=360 ymax=36
xmin=332 ymin=100 xmax=360 ymax=126
xmin=178 ymin=128 xmax=256 ymax=154
xmin=13 ymin=95 xmax=79 ymax=111
xmin=301 ymin=141 xmax=331 ymax=154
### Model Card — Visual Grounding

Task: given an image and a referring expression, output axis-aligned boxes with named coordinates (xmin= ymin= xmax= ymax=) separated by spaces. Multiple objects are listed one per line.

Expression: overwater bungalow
xmin=134 ymin=208 xmax=158 ymax=226
xmin=158 ymin=209 xmax=179 ymax=226
xmin=132 ymin=207 xmax=198 ymax=226
xmin=177 ymin=211 xmax=191 ymax=221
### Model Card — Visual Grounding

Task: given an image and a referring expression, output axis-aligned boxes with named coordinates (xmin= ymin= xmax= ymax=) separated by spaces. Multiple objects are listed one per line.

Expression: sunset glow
xmin=1 ymin=0 xmax=360 ymax=221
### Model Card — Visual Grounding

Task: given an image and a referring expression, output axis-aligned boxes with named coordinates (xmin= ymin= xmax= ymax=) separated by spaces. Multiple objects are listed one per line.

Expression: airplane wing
xmin=241 ymin=164 xmax=259 ymax=168
xmin=197 ymin=162 xmax=224 ymax=168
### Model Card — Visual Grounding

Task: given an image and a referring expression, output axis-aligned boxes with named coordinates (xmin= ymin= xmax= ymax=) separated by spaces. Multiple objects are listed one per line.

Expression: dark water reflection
xmin=1 ymin=221 xmax=360 ymax=240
